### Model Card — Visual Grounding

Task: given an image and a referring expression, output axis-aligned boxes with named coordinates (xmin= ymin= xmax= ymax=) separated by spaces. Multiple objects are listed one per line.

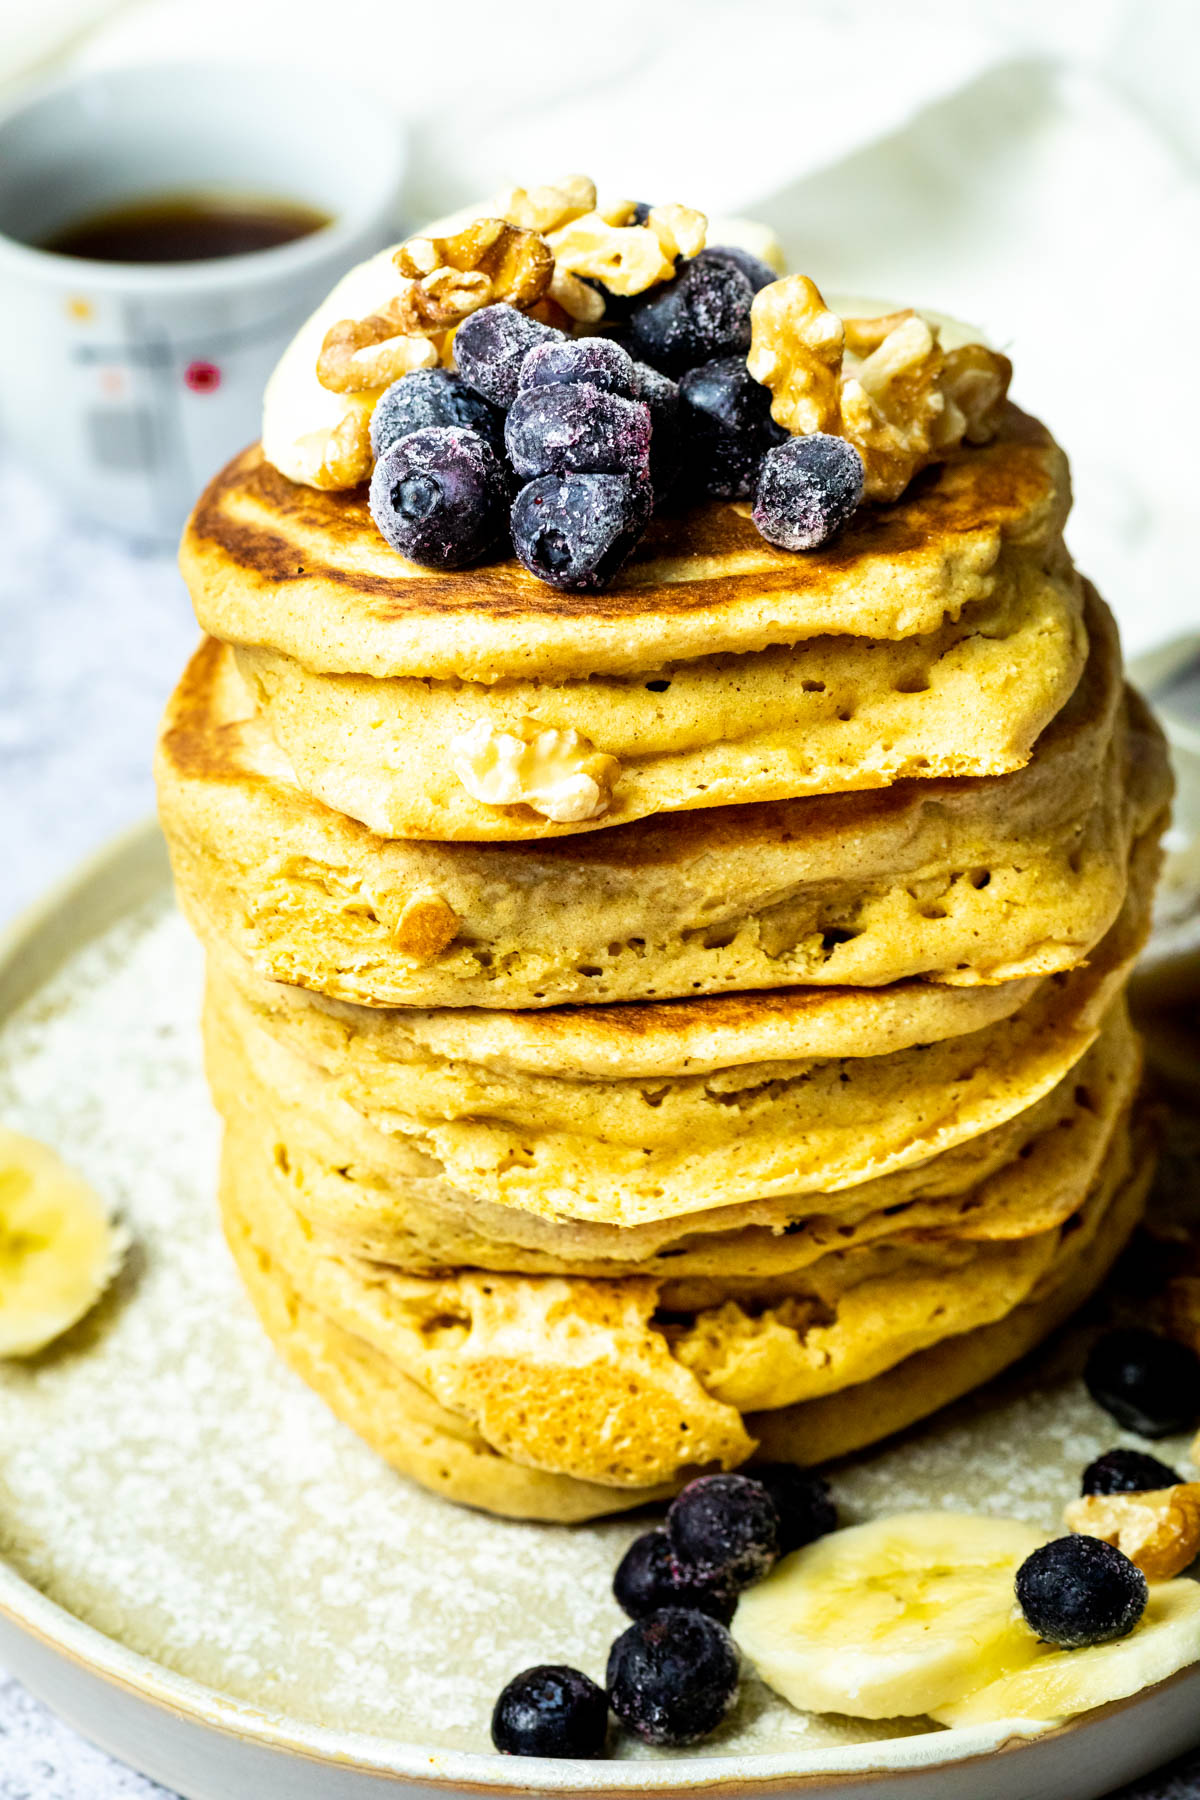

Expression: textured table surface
xmin=1 ymin=443 xmax=1199 ymax=1799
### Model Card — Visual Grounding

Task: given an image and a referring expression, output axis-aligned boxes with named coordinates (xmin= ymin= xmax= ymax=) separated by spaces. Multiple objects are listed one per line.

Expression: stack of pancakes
xmin=158 ymin=404 xmax=1172 ymax=1522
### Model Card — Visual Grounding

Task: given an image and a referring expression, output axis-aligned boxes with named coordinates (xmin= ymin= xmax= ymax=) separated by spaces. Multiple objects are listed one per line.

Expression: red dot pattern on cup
xmin=185 ymin=360 xmax=221 ymax=393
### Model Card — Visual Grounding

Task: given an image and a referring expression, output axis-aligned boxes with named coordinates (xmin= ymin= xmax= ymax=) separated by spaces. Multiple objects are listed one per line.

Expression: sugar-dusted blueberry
xmin=454 ymin=303 xmax=559 ymax=408
xmin=628 ymin=255 xmax=754 ymax=376
xmin=753 ymin=433 xmax=865 ymax=551
xmin=667 ymin=1473 xmax=779 ymax=1590
xmin=678 ymin=356 xmax=786 ymax=500
xmin=607 ymin=1608 xmax=740 ymax=1747
xmin=635 ymin=362 xmax=682 ymax=495
xmin=491 ymin=1665 xmax=609 ymax=1759
xmin=613 ymin=1531 xmax=737 ymax=1625
xmin=370 ymin=367 xmax=504 ymax=459
xmin=747 ymin=1466 xmax=838 ymax=1557
xmin=1016 ymin=1536 xmax=1148 ymax=1649
xmin=369 ymin=426 xmax=508 ymax=569
xmin=1082 ymin=1448 xmax=1184 ymax=1497
xmin=511 ymin=473 xmax=650 ymax=592
xmin=699 ymin=243 xmax=779 ymax=293
xmin=505 ymin=383 xmax=651 ymax=481
xmin=1084 ymin=1329 xmax=1200 ymax=1438
xmin=519 ymin=336 xmax=639 ymax=399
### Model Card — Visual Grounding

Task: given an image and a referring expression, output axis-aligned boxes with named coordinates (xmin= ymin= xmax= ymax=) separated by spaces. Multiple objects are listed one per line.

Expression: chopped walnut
xmin=842 ymin=309 xmax=916 ymax=356
xmin=395 ymin=217 xmax=553 ymax=312
xmin=499 ymin=174 xmax=597 ymax=235
xmin=840 ymin=314 xmax=947 ymax=502
xmin=449 ymin=718 xmax=619 ymax=824
xmin=292 ymin=401 xmax=376 ymax=489
xmin=546 ymin=212 xmax=677 ymax=297
xmin=390 ymin=892 xmax=460 ymax=962
xmin=646 ymin=203 xmax=707 ymax=262
xmin=941 ymin=343 xmax=1013 ymax=445
xmin=316 ymin=297 xmax=438 ymax=394
xmin=1064 ymin=1485 xmax=1200 ymax=1581
xmin=747 ymin=274 xmax=845 ymax=436
xmin=548 ymin=265 xmax=607 ymax=323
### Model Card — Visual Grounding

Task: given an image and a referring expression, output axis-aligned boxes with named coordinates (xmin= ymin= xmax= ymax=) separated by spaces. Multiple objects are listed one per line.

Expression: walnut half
xmin=1065 ymin=1485 xmax=1200 ymax=1581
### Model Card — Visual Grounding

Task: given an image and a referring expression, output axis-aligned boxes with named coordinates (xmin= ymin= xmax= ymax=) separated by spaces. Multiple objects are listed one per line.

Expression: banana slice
xmin=733 ymin=1511 xmax=1045 ymax=1720
xmin=0 ymin=1127 xmax=128 ymax=1356
xmin=934 ymin=1580 xmax=1200 ymax=1725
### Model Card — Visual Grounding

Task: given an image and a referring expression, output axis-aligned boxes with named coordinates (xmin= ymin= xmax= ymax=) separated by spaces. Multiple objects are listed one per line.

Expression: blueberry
xmin=1082 ymin=1448 xmax=1183 ymax=1497
xmin=634 ymin=363 xmax=682 ymax=495
xmin=519 ymin=336 xmax=639 ymax=399
xmin=753 ymin=434 xmax=865 ymax=551
xmin=678 ymin=356 xmax=786 ymax=500
xmin=667 ymin=1473 xmax=779 ymax=1590
xmin=454 ymin=303 xmax=559 ymax=408
xmin=490 ymin=1665 xmax=608 ymax=1759
xmin=631 ymin=201 xmax=655 ymax=225
xmin=699 ymin=243 xmax=779 ymax=293
xmin=511 ymin=473 xmax=650 ymax=591
xmin=747 ymin=1466 xmax=838 ymax=1557
xmin=1084 ymin=1329 xmax=1200 ymax=1438
xmin=505 ymin=383 xmax=651 ymax=481
xmin=369 ymin=426 xmax=508 ymax=569
xmin=1016 ymin=1536 xmax=1148 ymax=1649
xmin=628 ymin=256 xmax=754 ymax=376
xmin=369 ymin=368 xmax=504 ymax=459
xmin=606 ymin=1608 xmax=739 ymax=1747
xmin=613 ymin=1531 xmax=737 ymax=1625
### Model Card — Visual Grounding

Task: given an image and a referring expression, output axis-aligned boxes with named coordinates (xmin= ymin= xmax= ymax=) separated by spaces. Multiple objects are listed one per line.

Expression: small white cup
xmin=0 ymin=63 xmax=406 ymax=542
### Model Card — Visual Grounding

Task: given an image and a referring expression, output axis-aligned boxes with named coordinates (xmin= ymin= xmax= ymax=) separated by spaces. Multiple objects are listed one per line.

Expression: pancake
xmin=182 ymin=406 xmax=1069 ymax=681
xmin=157 ymin=592 xmax=1168 ymax=1007
xmin=219 ymin=1109 xmax=1146 ymax=1509
xmin=229 ymin=548 xmax=1085 ymax=839
xmin=204 ymin=829 xmax=1158 ymax=1229
xmin=207 ymin=989 xmax=1140 ymax=1280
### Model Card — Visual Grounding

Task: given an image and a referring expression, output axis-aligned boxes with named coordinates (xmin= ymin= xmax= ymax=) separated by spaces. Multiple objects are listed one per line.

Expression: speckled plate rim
xmin=2 ymin=818 xmax=1200 ymax=1798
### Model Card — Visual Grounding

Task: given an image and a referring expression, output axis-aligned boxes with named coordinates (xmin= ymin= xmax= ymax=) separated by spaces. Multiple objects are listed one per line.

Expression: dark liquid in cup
xmin=43 ymin=192 xmax=331 ymax=263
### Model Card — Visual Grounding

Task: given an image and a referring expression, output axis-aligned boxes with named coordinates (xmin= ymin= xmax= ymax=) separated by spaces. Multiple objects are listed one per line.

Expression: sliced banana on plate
xmin=0 ymin=1126 xmax=129 ymax=1357
xmin=934 ymin=1580 xmax=1200 ymax=1725
xmin=733 ymin=1511 xmax=1046 ymax=1720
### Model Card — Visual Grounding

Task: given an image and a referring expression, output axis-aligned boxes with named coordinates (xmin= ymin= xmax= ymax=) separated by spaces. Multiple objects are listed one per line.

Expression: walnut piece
xmin=548 ymin=265 xmax=607 ymax=323
xmin=1064 ymin=1485 xmax=1200 ymax=1581
xmin=390 ymin=892 xmax=460 ymax=962
xmin=842 ymin=310 xmax=916 ymax=355
xmin=941 ymin=342 xmax=1014 ymax=445
xmin=647 ymin=203 xmax=707 ymax=262
xmin=840 ymin=314 xmax=948 ymax=502
xmin=498 ymin=174 xmax=596 ymax=235
xmin=316 ymin=297 xmax=438 ymax=394
xmin=291 ymin=401 xmax=376 ymax=489
xmin=546 ymin=212 xmax=677 ymax=298
xmin=395 ymin=217 xmax=553 ymax=312
xmin=449 ymin=718 xmax=619 ymax=824
xmin=747 ymin=274 xmax=845 ymax=436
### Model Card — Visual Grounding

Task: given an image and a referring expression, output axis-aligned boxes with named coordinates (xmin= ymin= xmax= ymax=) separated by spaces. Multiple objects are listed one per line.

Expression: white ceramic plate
xmin=1 ymin=820 xmax=1199 ymax=1800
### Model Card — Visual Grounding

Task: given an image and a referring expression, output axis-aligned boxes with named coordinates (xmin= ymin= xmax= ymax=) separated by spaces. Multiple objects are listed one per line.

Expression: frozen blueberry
xmin=667 ymin=1473 xmax=779 ymax=1590
xmin=369 ymin=368 xmax=504 ymax=459
xmin=505 ymin=383 xmax=651 ymax=481
xmin=634 ymin=362 xmax=682 ymax=494
xmin=753 ymin=434 xmax=865 ymax=551
xmin=613 ymin=1531 xmax=737 ymax=1625
xmin=678 ymin=356 xmax=786 ymax=500
xmin=369 ymin=426 xmax=507 ymax=569
xmin=490 ymin=1665 xmax=609 ymax=1759
xmin=519 ymin=336 xmax=639 ymax=399
xmin=1084 ymin=1329 xmax=1200 ymax=1438
xmin=607 ymin=1608 xmax=740 ymax=1747
xmin=628 ymin=255 xmax=754 ymax=376
xmin=454 ymin=303 xmax=559 ymax=407
xmin=511 ymin=473 xmax=651 ymax=592
xmin=747 ymin=1466 xmax=838 ymax=1557
xmin=1016 ymin=1536 xmax=1148 ymax=1649
xmin=1082 ymin=1448 xmax=1183 ymax=1497
xmin=631 ymin=200 xmax=655 ymax=225
xmin=699 ymin=243 xmax=779 ymax=293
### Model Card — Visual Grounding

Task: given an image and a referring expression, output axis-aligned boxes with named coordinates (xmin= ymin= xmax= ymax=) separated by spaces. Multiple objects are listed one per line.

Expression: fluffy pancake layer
xmin=183 ymin=407 xmax=1068 ymax=680
xmin=230 ymin=550 xmax=1086 ymax=839
xmin=219 ymin=1103 xmax=1148 ymax=1511
xmin=156 ymin=589 xmax=1169 ymax=1006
